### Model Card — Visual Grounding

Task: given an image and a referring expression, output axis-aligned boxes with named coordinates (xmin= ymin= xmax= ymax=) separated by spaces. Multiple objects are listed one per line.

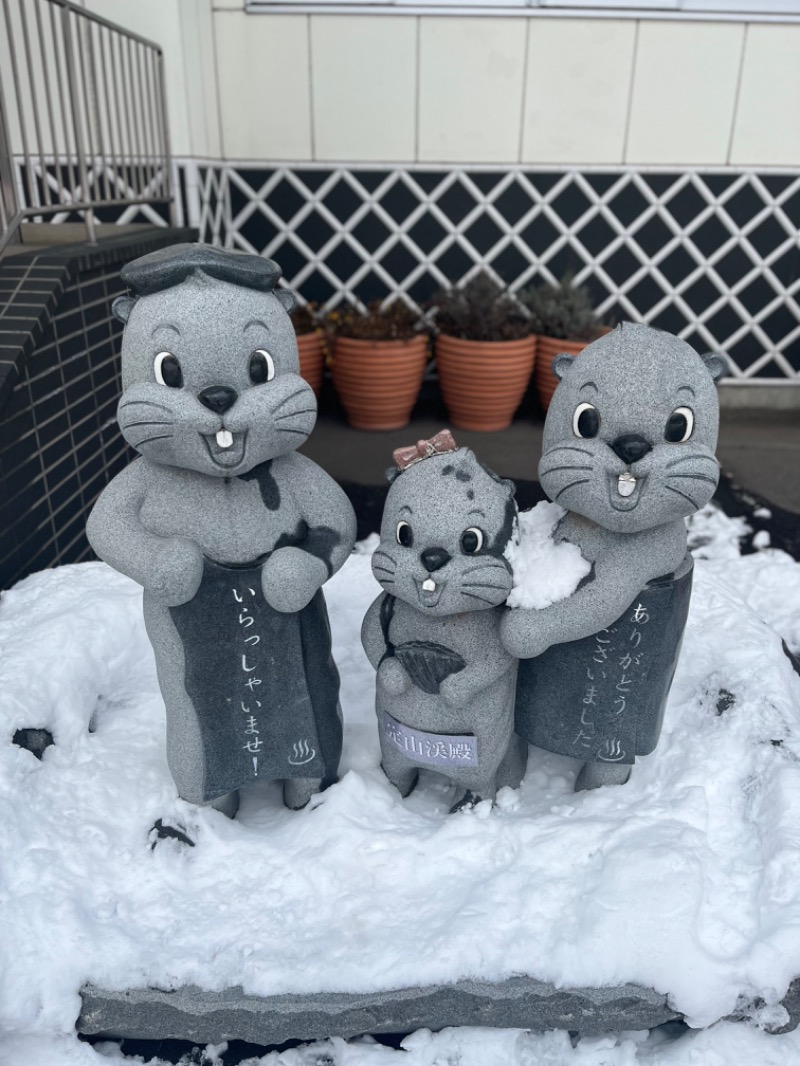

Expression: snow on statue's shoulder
xmin=505 ymin=501 xmax=591 ymax=610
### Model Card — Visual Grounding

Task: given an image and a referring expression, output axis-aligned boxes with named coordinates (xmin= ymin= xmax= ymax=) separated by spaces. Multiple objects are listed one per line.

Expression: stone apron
xmin=169 ymin=556 xmax=341 ymax=801
xmin=515 ymin=564 xmax=693 ymax=765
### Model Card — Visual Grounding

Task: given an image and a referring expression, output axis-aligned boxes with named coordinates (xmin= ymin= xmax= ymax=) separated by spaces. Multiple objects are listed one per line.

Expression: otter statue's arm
xmin=261 ymin=451 xmax=357 ymax=614
xmin=501 ymin=518 xmax=688 ymax=660
xmin=87 ymin=459 xmax=203 ymax=607
xmin=362 ymin=594 xmax=389 ymax=670
xmin=361 ymin=593 xmax=412 ymax=696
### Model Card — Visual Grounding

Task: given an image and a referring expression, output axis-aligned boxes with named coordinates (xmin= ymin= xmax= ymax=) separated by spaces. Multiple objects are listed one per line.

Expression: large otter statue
xmin=501 ymin=323 xmax=727 ymax=790
xmin=88 ymin=244 xmax=356 ymax=817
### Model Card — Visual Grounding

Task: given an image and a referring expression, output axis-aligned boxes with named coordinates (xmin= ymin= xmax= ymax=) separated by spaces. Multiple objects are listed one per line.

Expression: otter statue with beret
xmin=88 ymin=244 xmax=356 ymax=819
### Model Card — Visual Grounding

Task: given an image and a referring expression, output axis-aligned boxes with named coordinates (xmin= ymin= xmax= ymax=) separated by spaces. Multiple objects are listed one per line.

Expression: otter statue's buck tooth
xmin=618 ymin=473 xmax=636 ymax=497
xmin=500 ymin=323 xmax=727 ymax=792
xmin=362 ymin=433 xmax=527 ymax=813
xmin=87 ymin=244 xmax=356 ymax=818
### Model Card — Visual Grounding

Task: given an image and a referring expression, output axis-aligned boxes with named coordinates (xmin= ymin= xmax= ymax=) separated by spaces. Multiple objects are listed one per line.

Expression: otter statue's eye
xmin=665 ymin=407 xmax=694 ymax=443
xmin=396 ymin=521 xmax=413 ymax=547
xmin=461 ymin=527 xmax=484 ymax=554
xmin=573 ymin=402 xmax=600 ymax=439
xmin=249 ymin=349 xmax=275 ymax=384
xmin=154 ymin=351 xmax=182 ymax=388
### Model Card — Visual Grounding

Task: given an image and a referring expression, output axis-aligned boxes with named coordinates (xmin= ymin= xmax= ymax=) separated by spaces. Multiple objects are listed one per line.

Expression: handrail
xmin=0 ymin=0 xmax=173 ymax=256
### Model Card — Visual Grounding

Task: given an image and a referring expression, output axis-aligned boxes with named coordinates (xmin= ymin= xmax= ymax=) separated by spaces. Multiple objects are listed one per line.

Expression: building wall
xmin=78 ymin=0 xmax=800 ymax=168
xmin=7 ymin=1 xmax=796 ymax=386
xmin=215 ymin=13 xmax=800 ymax=167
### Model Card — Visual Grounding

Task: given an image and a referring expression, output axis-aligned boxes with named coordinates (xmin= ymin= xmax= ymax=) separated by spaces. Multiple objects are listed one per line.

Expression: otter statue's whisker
xmin=554 ymin=478 xmax=592 ymax=499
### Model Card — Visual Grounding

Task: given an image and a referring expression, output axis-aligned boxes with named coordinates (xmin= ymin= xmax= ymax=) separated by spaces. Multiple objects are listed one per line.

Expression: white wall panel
xmin=213 ymin=12 xmax=312 ymax=161
xmin=34 ymin=5 xmax=800 ymax=169
xmin=625 ymin=20 xmax=744 ymax=164
xmin=521 ymin=18 xmax=636 ymax=164
xmin=418 ymin=18 xmax=527 ymax=164
xmin=730 ymin=24 xmax=800 ymax=165
xmin=310 ymin=16 xmax=417 ymax=162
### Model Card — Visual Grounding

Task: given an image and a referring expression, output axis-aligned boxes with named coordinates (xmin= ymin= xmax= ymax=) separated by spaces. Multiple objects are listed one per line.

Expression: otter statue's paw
xmin=147 ymin=536 xmax=204 ymax=606
xmin=575 ymin=761 xmax=632 ymax=792
xmin=449 ymin=790 xmax=483 ymax=814
xmin=377 ymin=657 xmax=411 ymax=696
xmin=261 ymin=548 xmax=327 ymax=613
xmin=500 ymin=609 xmax=549 ymax=660
xmin=210 ymin=791 xmax=240 ymax=819
xmin=283 ymin=777 xmax=323 ymax=810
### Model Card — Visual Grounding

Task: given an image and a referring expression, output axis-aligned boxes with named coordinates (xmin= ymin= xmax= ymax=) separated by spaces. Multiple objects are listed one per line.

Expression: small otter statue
xmin=88 ymin=244 xmax=356 ymax=817
xmin=501 ymin=323 xmax=727 ymax=790
xmin=362 ymin=432 xmax=526 ymax=812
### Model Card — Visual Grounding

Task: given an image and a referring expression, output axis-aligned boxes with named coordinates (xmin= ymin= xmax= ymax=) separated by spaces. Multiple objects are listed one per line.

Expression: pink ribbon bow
xmin=393 ymin=429 xmax=458 ymax=471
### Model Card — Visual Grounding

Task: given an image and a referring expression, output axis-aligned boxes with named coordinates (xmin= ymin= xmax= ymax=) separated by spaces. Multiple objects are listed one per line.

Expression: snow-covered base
xmin=2 ymin=506 xmax=800 ymax=1066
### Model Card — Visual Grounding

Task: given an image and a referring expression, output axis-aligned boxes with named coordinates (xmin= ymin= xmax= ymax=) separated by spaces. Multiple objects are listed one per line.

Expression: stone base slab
xmin=78 ymin=978 xmax=680 ymax=1045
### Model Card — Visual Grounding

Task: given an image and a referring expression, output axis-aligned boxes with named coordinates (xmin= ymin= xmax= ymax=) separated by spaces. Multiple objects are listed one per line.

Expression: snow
xmin=505 ymin=502 xmax=592 ymax=609
xmin=1 ymin=504 xmax=800 ymax=1065
xmin=8 ymin=1022 xmax=800 ymax=1066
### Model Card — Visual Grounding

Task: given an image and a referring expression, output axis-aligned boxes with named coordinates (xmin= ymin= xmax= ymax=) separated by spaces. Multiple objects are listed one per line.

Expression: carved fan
xmin=393 ymin=641 xmax=466 ymax=695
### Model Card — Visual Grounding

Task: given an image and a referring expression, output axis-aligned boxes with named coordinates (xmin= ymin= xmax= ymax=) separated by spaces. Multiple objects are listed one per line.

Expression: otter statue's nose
xmin=420 ymin=547 xmax=451 ymax=573
xmin=198 ymin=385 xmax=238 ymax=414
xmin=610 ymin=434 xmax=652 ymax=466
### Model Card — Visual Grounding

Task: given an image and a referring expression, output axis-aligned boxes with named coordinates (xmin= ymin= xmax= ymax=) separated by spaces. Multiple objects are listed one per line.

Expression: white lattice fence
xmin=12 ymin=157 xmax=172 ymax=228
xmin=188 ymin=161 xmax=800 ymax=384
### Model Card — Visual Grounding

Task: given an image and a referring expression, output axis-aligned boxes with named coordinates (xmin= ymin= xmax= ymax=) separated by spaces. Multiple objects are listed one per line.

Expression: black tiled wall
xmin=0 ymin=229 xmax=195 ymax=590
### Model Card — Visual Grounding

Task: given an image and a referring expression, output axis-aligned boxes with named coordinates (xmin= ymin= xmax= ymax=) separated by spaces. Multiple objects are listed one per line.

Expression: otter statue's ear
xmin=552 ymin=353 xmax=576 ymax=380
xmin=112 ymin=295 xmax=136 ymax=323
xmin=274 ymin=287 xmax=297 ymax=315
xmin=701 ymin=352 xmax=729 ymax=384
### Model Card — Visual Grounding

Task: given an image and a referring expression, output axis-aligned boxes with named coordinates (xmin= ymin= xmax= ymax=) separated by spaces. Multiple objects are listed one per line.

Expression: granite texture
xmin=87 ymin=244 xmax=356 ymax=810
xmin=78 ymin=977 xmax=682 ymax=1044
xmin=362 ymin=445 xmax=525 ymax=810
xmin=501 ymin=323 xmax=726 ymax=789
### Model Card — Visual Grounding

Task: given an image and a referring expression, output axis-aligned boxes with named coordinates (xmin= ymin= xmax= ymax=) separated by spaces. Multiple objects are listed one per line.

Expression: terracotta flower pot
xmin=435 ymin=334 xmax=537 ymax=432
xmin=534 ymin=327 xmax=613 ymax=411
xmin=534 ymin=335 xmax=590 ymax=412
xmin=332 ymin=334 xmax=428 ymax=430
xmin=295 ymin=329 xmax=326 ymax=397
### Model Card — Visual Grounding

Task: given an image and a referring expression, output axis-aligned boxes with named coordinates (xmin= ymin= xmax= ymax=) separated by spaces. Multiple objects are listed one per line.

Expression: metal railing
xmin=0 ymin=0 xmax=173 ymax=255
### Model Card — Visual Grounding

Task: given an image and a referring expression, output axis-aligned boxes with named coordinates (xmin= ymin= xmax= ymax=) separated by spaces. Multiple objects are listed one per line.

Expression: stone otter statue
xmin=362 ymin=432 xmax=527 ymax=812
xmin=501 ymin=323 xmax=727 ymax=790
xmin=87 ymin=244 xmax=356 ymax=817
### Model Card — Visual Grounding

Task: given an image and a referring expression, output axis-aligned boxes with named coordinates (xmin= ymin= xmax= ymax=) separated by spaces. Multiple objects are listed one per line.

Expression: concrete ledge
xmin=719 ymin=383 xmax=800 ymax=410
xmin=78 ymin=979 xmax=680 ymax=1045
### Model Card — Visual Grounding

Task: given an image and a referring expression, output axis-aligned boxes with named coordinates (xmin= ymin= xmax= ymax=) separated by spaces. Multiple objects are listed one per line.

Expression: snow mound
xmin=2 ymin=506 xmax=800 ymax=1059
xmin=505 ymin=502 xmax=592 ymax=609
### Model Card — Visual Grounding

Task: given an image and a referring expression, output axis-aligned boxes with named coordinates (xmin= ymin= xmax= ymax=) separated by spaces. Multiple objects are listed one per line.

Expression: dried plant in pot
xmin=328 ymin=300 xmax=429 ymax=431
xmin=432 ymin=273 xmax=536 ymax=432
xmin=291 ymin=303 xmax=326 ymax=397
xmin=518 ymin=275 xmax=606 ymax=411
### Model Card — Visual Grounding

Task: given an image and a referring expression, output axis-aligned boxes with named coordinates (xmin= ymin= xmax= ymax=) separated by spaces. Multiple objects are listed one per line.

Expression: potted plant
xmin=433 ymin=273 xmax=535 ymax=432
xmin=518 ymin=275 xmax=606 ymax=411
xmin=291 ymin=303 xmax=326 ymax=397
xmin=328 ymin=300 xmax=429 ymax=430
